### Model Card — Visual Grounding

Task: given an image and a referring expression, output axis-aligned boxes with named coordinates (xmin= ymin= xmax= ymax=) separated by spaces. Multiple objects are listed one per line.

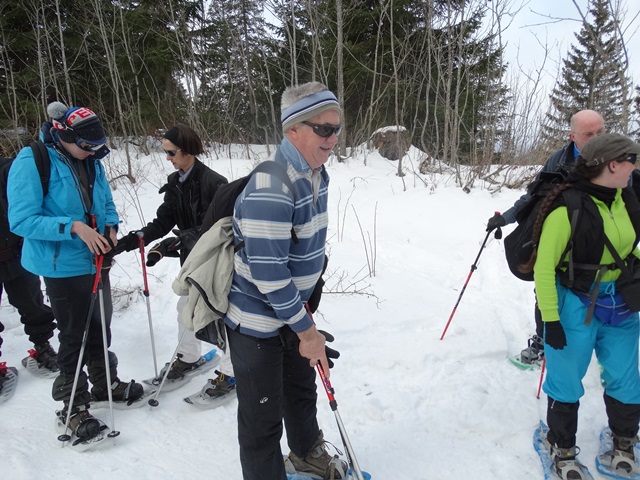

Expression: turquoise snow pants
xmin=543 ymin=282 xmax=640 ymax=405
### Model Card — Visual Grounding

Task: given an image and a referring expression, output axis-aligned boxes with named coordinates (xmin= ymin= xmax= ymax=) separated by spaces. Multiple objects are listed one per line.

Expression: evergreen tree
xmin=543 ymin=0 xmax=632 ymax=144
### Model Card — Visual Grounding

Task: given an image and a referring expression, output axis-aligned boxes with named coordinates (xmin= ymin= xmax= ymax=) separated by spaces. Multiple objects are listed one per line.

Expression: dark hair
xmin=573 ymin=154 xmax=609 ymax=179
xmin=518 ymin=182 xmax=573 ymax=275
xmin=163 ymin=124 xmax=204 ymax=156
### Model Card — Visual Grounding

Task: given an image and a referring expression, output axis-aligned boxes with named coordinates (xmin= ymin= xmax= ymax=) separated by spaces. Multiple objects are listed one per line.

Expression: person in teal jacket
xmin=7 ymin=101 xmax=143 ymax=440
xmin=520 ymin=133 xmax=640 ymax=480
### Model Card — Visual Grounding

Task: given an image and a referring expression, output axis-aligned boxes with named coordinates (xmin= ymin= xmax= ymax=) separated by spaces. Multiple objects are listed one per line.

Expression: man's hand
xmin=297 ymin=325 xmax=331 ymax=378
xmin=146 ymin=237 xmax=180 ymax=267
xmin=113 ymin=231 xmax=141 ymax=255
xmin=486 ymin=212 xmax=506 ymax=232
xmin=170 ymin=228 xmax=200 ymax=252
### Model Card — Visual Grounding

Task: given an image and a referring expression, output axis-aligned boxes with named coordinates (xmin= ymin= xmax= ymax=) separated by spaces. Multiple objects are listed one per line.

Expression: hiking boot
xmin=92 ymin=379 xmax=144 ymax=404
xmin=33 ymin=342 xmax=59 ymax=372
xmin=548 ymin=442 xmax=587 ymax=480
xmin=203 ymin=370 xmax=236 ymax=399
xmin=166 ymin=355 xmax=202 ymax=380
xmin=521 ymin=334 xmax=544 ymax=365
xmin=610 ymin=434 xmax=639 ymax=474
xmin=61 ymin=405 xmax=102 ymax=440
xmin=288 ymin=430 xmax=348 ymax=480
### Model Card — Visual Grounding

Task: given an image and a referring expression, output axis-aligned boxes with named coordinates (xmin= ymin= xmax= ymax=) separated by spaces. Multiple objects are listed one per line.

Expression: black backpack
xmin=0 ymin=141 xmax=51 ymax=262
xmin=503 ymin=170 xmax=582 ymax=281
xmin=190 ymin=160 xmax=299 ymax=347
xmin=200 ymin=159 xmax=298 ymax=248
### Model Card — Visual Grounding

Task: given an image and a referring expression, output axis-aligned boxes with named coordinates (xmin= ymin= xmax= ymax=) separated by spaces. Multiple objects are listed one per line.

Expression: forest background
xmin=1 ymin=0 xmax=640 ymax=190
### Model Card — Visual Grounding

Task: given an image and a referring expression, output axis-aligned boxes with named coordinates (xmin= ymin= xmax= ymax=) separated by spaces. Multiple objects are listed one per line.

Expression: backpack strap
xmin=29 ymin=140 xmax=50 ymax=197
xmin=556 ymin=188 xmax=582 ymax=288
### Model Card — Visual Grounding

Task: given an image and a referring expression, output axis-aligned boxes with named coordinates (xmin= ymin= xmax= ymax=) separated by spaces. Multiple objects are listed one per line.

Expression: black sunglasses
xmin=302 ymin=121 xmax=342 ymax=138
xmin=164 ymin=149 xmax=180 ymax=157
xmin=618 ymin=153 xmax=638 ymax=165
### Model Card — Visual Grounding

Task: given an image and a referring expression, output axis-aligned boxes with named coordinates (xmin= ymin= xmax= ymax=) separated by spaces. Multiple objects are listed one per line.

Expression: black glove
xmin=102 ymin=226 xmax=116 ymax=269
xmin=319 ymin=330 xmax=340 ymax=368
xmin=114 ymin=231 xmax=141 ymax=255
xmin=146 ymin=237 xmax=181 ymax=267
xmin=544 ymin=321 xmax=567 ymax=350
xmin=170 ymin=228 xmax=200 ymax=252
xmin=486 ymin=213 xmax=506 ymax=232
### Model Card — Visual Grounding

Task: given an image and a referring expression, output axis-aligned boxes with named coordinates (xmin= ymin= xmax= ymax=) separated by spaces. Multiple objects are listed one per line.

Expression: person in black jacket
xmin=115 ymin=124 xmax=227 ymax=380
xmin=486 ymin=109 xmax=605 ymax=366
xmin=1 ymin=164 xmax=58 ymax=377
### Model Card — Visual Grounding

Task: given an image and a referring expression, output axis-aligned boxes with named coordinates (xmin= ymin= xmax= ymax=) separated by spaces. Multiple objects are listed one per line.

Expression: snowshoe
xmin=143 ymin=349 xmax=219 ymax=392
xmin=596 ymin=427 xmax=640 ymax=479
xmin=55 ymin=407 xmax=110 ymax=452
xmin=183 ymin=370 xmax=237 ymax=409
xmin=22 ymin=342 xmax=59 ymax=379
xmin=0 ymin=363 xmax=18 ymax=403
xmin=90 ymin=379 xmax=152 ymax=410
xmin=533 ymin=421 xmax=593 ymax=480
xmin=287 ymin=430 xmax=349 ymax=480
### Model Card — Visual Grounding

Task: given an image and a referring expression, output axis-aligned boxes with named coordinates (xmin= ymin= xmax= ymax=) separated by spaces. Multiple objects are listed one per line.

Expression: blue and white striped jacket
xmin=224 ymin=138 xmax=329 ymax=338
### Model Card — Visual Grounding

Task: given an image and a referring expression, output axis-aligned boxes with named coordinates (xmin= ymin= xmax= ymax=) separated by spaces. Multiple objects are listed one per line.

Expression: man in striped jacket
xmin=224 ymin=82 xmax=346 ymax=480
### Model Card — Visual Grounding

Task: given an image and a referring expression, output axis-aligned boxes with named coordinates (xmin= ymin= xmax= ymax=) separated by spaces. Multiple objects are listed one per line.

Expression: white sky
xmin=493 ymin=0 xmax=640 ymax=90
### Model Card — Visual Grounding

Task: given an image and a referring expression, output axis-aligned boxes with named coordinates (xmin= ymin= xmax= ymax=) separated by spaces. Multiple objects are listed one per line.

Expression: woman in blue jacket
xmin=7 ymin=102 xmax=143 ymax=440
xmin=521 ymin=133 xmax=640 ymax=480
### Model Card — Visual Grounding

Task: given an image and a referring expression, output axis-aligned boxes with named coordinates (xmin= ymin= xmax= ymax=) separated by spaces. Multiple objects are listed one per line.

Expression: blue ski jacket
xmin=7 ymin=126 xmax=118 ymax=278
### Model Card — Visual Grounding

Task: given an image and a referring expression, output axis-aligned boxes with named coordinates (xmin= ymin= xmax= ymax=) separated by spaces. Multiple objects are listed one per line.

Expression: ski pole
xmin=148 ymin=328 xmax=187 ymax=407
xmin=536 ymin=356 xmax=546 ymax=399
xmin=96 ymin=256 xmax=120 ymax=442
xmin=136 ymin=231 xmax=159 ymax=379
xmin=440 ymin=223 xmax=502 ymax=340
xmin=316 ymin=362 xmax=365 ymax=480
xmin=58 ymin=258 xmax=103 ymax=445
xmin=304 ymin=304 xmax=365 ymax=480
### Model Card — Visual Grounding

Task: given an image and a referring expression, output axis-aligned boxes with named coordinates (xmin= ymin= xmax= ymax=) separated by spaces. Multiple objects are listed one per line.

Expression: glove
xmin=544 ymin=321 xmax=567 ymax=350
xmin=146 ymin=237 xmax=181 ymax=267
xmin=486 ymin=213 xmax=506 ymax=232
xmin=319 ymin=330 xmax=340 ymax=368
xmin=171 ymin=228 xmax=200 ymax=252
xmin=114 ymin=231 xmax=141 ymax=255
xmin=102 ymin=226 xmax=116 ymax=269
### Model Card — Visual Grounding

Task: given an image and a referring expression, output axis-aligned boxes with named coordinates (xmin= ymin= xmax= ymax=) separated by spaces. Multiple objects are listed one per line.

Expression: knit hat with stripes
xmin=281 ymin=82 xmax=340 ymax=132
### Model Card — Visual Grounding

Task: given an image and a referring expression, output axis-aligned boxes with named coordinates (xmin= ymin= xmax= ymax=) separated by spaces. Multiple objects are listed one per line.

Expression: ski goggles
xmin=302 ymin=121 xmax=342 ymax=138
xmin=77 ymin=139 xmax=105 ymax=152
xmin=164 ymin=149 xmax=181 ymax=157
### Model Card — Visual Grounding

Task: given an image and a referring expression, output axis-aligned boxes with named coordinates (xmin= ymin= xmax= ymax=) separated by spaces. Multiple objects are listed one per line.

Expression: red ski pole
xmin=304 ymin=304 xmax=366 ymax=480
xmin=136 ymin=232 xmax=159 ymax=379
xmin=316 ymin=362 xmax=366 ymax=480
xmin=440 ymin=222 xmax=502 ymax=340
xmin=536 ymin=356 xmax=546 ymax=399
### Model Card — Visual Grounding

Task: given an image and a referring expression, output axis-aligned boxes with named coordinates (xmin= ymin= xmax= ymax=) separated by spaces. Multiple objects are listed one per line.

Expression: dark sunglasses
xmin=77 ymin=140 xmax=105 ymax=152
xmin=302 ymin=121 xmax=342 ymax=138
xmin=164 ymin=149 xmax=181 ymax=157
xmin=618 ymin=153 xmax=638 ymax=165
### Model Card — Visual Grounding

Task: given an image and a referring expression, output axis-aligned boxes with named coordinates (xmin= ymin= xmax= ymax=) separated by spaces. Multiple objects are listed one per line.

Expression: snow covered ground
xmin=1 ymin=143 xmax=613 ymax=479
